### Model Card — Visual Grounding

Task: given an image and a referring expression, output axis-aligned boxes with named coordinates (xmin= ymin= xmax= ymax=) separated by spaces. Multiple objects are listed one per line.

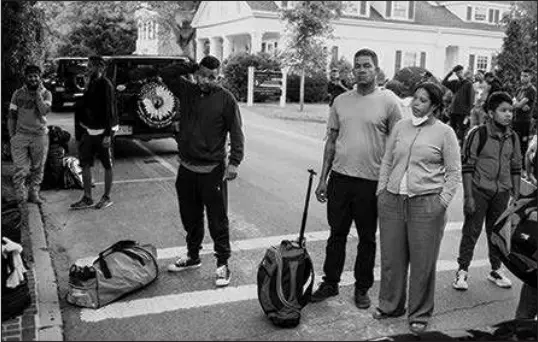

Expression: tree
xmin=37 ymin=1 xmax=201 ymax=58
xmin=1 ymin=1 xmax=45 ymax=158
xmin=57 ymin=13 xmax=137 ymax=56
xmin=280 ymin=1 xmax=342 ymax=111
xmin=495 ymin=1 xmax=537 ymax=95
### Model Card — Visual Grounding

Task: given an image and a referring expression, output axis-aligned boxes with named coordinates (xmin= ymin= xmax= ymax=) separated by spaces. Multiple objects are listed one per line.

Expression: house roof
xmin=245 ymin=1 xmax=505 ymax=32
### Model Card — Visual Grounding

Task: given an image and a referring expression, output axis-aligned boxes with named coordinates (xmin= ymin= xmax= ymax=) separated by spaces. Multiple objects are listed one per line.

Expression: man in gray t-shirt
xmin=311 ymin=48 xmax=402 ymax=309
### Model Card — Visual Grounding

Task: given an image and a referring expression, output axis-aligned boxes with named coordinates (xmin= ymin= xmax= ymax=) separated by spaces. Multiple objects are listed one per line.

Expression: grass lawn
xmin=239 ymin=102 xmax=330 ymax=123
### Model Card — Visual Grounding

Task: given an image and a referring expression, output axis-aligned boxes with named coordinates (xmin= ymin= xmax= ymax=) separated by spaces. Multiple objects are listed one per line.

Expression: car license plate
xmin=63 ymin=102 xmax=75 ymax=107
xmin=116 ymin=125 xmax=133 ymax=136
xmin=74 ymin=93 xmax=84 ymax=98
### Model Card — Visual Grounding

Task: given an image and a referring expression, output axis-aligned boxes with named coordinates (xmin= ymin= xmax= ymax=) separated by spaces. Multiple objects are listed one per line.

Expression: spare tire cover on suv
xmin=137 ymin=80 xmax=177 ymax=129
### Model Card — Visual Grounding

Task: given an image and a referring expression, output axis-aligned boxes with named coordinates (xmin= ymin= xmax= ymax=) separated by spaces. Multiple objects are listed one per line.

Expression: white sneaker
xmin=215 ymin=265 xmax=231 ymax=287
xmin=487 ymin=269 xmax=512 ymax=288
xmin=452 ymin=269 xmax=469 ymax=291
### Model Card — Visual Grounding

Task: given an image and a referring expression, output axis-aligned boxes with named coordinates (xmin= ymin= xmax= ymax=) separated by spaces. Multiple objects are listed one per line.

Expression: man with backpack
xmin=453 ymin=91 xmax=522 ymax=291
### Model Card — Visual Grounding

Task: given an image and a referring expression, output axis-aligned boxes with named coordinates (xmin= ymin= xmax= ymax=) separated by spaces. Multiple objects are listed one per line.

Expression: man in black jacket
xmin=443 ymin=65 xmax=475 ymax=145
xmin=71 ymin=55 xmax=118 ymax=210
xmin=164 ymin=55 xmax=244 ymax=288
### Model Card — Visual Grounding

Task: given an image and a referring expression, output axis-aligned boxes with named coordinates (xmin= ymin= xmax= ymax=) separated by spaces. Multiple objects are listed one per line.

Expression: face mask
xmin=412 ymin=115 xmax=429 ymax=126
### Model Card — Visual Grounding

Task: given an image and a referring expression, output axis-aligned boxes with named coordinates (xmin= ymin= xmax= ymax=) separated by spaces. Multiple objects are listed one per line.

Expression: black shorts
xmin=78 ymin=133 xmax=114 ymax=169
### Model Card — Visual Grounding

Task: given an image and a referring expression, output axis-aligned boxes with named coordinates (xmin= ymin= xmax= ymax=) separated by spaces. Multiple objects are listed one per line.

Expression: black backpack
xmin=491 ymin=189 xmax=537 ymax=288
xmin=462 ymin=124 xmax=517 ymax=164
xmin=257 ymin=170 xmax=316 ymax=328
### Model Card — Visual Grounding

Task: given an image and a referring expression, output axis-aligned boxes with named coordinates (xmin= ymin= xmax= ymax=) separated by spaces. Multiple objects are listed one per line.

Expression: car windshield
xmin=56 ymin=59 xmax=88 ymax=78
xmin=114 ymin=59 xmax=188 ymax=86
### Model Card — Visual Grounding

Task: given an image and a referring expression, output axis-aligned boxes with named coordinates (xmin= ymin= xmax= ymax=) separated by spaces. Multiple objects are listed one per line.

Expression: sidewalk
xmin=1 ymin=162 xmax=63 ymax=341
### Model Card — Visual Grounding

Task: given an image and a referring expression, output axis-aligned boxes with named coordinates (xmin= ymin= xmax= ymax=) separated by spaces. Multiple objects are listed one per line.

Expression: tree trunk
xmin=299 ymin=67 xmax=305 ymax=112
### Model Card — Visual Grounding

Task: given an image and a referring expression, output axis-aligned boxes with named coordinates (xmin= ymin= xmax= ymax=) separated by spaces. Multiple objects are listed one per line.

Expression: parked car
xmin=100 ymin=55 xmax=192 ymax=142
xmin=46 ymin=57 xmax=88 ymax=111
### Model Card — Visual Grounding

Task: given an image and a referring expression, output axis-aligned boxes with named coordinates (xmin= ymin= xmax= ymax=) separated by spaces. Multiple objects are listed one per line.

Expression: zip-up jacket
xmin=377 ymin=116 xmax=462 ymax=207
xmin=461 ymin=122 xmax=522 ymax=193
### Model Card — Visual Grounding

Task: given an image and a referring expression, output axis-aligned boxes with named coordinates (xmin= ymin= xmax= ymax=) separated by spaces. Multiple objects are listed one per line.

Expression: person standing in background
xmin=8 ymin=65 xmax=52 ymax=204
xmin=71 ymin=55 xmax=118 ymax=210
xmin=442 ymin=66 xmax=475 ymax=145
xmin=327 ymin=68 xmax=351 ymax=107
xmin=513 ymin=69 xmax=537 ymax=159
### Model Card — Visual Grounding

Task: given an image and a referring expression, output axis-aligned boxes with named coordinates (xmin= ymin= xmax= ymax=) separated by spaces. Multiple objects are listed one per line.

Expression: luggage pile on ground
xmin=1 ymin=199 xmax=31 ymax=321
xmin=66 ymin=240 xmax=158 ymax=309
xmin=42 ymin=125 xmax=84 ymax=190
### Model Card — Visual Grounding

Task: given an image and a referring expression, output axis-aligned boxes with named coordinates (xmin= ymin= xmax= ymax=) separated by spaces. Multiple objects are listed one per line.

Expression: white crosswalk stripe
xmin=75 ymin=221 xmax=464 ymax=265
xmin=80 ymin=258 xmax=489 ymax=323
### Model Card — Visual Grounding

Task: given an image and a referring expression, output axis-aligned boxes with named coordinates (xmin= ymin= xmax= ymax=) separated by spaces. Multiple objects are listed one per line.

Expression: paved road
xmin=41 ymin=105 xmax=523 ymax=341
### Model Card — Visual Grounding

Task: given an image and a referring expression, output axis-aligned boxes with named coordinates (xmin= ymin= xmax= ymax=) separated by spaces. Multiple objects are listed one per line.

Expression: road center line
xmin=75 ymin=222 xmax=463 ymax=265
xmin=79 ymin=258 xmax=488 ymax=323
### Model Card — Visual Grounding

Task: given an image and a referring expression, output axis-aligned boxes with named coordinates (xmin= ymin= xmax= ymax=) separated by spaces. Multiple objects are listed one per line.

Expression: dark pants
xmin=175 ymin=163 xmax=230 ymax=266
xmin=378 ymin=192 xmax=447 ymax=324
xmin=513 ymin=121 xmax=530 ymax=159
xmin=457 ymin=187 xmax=510 ymax=271
xmin=449 ymin=113 xmax=468 ymax=145
xmin=322 ymin=172 xmax=378 ymax=292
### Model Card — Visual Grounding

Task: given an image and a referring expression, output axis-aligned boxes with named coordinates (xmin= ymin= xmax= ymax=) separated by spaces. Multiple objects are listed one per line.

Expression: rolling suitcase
xmin=257 ymin=169 xmax=316 ymax=328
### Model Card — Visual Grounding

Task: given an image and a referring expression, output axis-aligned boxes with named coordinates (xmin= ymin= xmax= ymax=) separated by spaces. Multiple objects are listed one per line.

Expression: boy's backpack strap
xmin=475 ymin=125 xmax=488 ymax=157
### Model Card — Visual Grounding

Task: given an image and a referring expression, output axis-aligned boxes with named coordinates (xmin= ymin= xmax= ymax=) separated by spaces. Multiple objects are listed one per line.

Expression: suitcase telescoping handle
xmin=299 ymin=169 xmax=317 ymax=246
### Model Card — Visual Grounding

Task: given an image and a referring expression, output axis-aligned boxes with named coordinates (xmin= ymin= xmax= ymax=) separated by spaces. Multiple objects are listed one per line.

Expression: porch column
xmin=209 ymin=37 xmax=219 ymax=59
xmin=196 ymin=38 xmax=205 ymax=62
xmin=250 ymin=31 xmax=262 ymax=54
xmin=458 ymin=45 xmax=470 ymax=70
xmin=222 ymin=36 xmax=232 ymax=61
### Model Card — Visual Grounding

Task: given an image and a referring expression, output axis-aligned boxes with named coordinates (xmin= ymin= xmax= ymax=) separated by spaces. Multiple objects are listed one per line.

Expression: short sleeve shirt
xmin=327 ymin=88 xmax=402 ymax=180
xmin=9 ymin=86 xmax=52 ymax=135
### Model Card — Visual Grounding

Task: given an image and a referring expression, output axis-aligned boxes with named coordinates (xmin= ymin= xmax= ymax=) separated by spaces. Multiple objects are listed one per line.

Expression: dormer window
xmin=385 ymin=1 xmax=415 ymax=20
xmin=279 ymin=1 xmax=297 ymax=9
xmin=392 ymin=1 xmax=409 ymax=19
xmin=342 ymin=1 xmax=370 ymax=17
xmin=467 ymin=5 xmax=502 ymax=24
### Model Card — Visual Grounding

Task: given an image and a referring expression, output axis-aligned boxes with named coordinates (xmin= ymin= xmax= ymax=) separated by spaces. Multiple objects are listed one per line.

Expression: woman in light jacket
xmin=374 ymin=82 xmax=462 ymax=334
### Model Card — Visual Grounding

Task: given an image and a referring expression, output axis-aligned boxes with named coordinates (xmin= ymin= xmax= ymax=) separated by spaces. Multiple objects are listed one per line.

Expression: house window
xmin=331 ymin=46 xmax=338 ymax=64
xmin=474 ymin=6 xmax=487 ymax=22
xmin=476 ymin=56 xmax=489 ymax=71
xmin=342 ymin=1 xmax=359 ymax=16
xmin=403 ymin=52 xmax=418 ymax=67
xmin=261 ymin=42 xmax=266 ymax=53
xmin=392 ymin=1 xmax=409 ymax=19
xmin=342 ymin=1 xmax=369 ymax=16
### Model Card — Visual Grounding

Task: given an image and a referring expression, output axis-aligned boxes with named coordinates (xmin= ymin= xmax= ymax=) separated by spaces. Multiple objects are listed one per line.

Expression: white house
xmin=188 ymin=1 xmax=511 ymax=79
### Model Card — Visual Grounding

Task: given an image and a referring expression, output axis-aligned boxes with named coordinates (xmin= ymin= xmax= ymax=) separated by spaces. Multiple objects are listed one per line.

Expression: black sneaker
xmin=167 ymin=256 xmax=202 ymax=272
xmin=355 ymin=288 xmax=371 ymax=309
xmin=70 ymin=196 xmax=94 ymax=210
xmin=95 ymin=196 xmax=113 ymax=209
xmin=311 ymin=282 xmax=339 ymax=303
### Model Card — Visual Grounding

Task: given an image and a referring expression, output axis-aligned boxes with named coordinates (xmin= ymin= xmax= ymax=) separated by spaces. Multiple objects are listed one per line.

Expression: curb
xmin=27 ymin=203 xmax=63 ymax=341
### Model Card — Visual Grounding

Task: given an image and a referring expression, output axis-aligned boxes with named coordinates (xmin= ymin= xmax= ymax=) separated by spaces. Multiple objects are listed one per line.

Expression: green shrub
xmin=286 ymin=71 xmax=328 ymax=103
xmin=221 ymin=52 xmax=281 ymax=102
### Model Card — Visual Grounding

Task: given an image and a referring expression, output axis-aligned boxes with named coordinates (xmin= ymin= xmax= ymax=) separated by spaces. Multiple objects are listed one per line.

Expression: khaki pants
xmin=10 ymin=133 xmax=49 ymax=199
xmin=377 ymin=191 xmax=447 ymax=324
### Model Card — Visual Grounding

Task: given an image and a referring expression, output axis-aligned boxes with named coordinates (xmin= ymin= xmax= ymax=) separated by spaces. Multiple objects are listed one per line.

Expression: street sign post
xmin=247 ymin=66 xmax=287 ymax=107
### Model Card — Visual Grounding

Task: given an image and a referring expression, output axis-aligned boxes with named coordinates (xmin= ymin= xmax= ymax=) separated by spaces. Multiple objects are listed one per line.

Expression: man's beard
xmin=27 ymin=83 xmax=39 ymax=91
